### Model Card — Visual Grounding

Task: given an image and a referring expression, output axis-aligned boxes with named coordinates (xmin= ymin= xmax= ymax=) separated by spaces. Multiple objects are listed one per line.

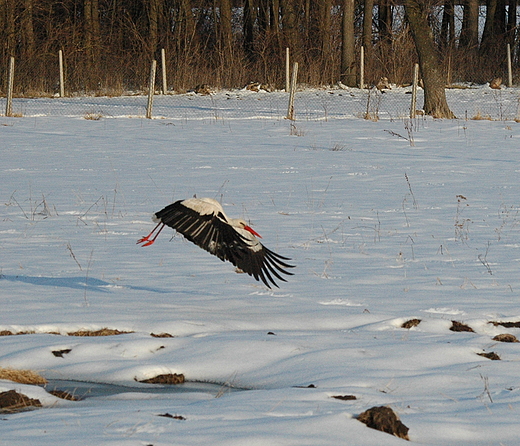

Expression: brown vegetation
xmin=0 ymin=367 xmax=47 ymax=385
xmin=0 ymin=2 xmax=516 ymax=97
xmin=0 ymin=390 xmax=42 ymax=413
xmin=401 ymin=318 xmax=421 ymax=329
xmin=450 ymin=321 xmax=475 ymax=333
xmin=137 ymin=373 xmax=185 ymax=384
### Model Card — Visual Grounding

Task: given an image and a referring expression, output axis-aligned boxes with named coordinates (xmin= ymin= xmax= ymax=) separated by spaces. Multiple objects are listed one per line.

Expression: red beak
xmin=244 ymin=225 xmax=262 ymax=238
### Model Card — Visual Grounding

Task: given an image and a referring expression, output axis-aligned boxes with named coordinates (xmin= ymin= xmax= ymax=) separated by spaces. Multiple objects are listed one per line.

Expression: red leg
xmin=137 ymin=222 xmax=165 ymax=246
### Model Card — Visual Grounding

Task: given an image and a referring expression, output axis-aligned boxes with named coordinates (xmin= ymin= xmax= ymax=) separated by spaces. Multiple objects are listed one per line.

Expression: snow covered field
xmin=2 ymin=88 xmax=520 ymax=445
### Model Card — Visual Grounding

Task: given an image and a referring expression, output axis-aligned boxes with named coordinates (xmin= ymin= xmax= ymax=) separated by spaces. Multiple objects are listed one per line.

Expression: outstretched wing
xmin=154 ymin=200 xmax=294 ymax=288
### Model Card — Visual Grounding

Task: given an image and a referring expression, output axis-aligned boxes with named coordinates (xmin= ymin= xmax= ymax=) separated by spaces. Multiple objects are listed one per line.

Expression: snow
xmin=2 ymin=87 xmax=520 ymax=444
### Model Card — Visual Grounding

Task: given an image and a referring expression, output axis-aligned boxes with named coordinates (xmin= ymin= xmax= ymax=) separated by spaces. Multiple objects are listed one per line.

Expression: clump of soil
xmin=137 ymin=373 xmax=185 ymax=384
xmin=357 ymin=406 xmax=409 ymax=440
xmin=450 ymin=321 xmax=475 ymax=333
xmin=0 ymin=390 xmax=42 ymax=413
xmin=67 ymin=328 xmax=133 ymax=336
xmin=492 ymin=333 xmax=519 ymax=343
xmin=401 ymin=319 xmax=421 ymax=329
xmin=0 ymin=367 xmax=47 ymax=385
xmin=477 ymin=351 xmax=501 ymax=360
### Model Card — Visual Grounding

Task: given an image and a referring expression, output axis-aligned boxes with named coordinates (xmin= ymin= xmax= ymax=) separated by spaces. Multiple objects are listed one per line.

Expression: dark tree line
xmin=0 ymin=1 xmax=518 ymax=99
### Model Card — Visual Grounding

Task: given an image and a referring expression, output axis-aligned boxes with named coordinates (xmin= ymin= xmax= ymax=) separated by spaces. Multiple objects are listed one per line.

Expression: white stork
xmin=137 ymin=197 xmax=294 ymax=288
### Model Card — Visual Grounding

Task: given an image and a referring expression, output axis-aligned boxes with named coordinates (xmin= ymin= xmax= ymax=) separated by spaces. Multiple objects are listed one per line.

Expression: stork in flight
xmin=137 ymin=197 xmax=294 ymax=288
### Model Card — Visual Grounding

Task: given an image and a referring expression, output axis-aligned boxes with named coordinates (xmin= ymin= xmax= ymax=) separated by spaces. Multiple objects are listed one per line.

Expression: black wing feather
xmin=154 ymin=200 xmax=295 ymax=288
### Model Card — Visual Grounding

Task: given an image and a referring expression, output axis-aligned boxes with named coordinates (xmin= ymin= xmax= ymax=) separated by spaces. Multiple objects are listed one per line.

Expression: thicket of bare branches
xmin=0 ymin=1 xmax=517 ymax=96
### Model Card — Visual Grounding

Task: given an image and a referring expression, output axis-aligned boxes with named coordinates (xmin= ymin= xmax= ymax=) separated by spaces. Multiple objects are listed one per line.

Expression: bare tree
xmin=341 ymin=0 xmax=356 ymax=86
xmin=460 ymin=0 xmax=479 ymax=50
xmin=363 ymin=0 xmax=374 ymax=52
xmin=404 ymin=0 xmax=455 ymax=118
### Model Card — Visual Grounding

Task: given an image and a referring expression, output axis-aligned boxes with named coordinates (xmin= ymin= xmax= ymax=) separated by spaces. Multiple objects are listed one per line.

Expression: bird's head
xmin=236 ymin=219 xmax=262 ymax=238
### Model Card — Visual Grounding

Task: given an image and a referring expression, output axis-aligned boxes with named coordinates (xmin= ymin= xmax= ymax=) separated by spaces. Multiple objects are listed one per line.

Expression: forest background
xmin=0 ymin=1 xmax=517 ymax=96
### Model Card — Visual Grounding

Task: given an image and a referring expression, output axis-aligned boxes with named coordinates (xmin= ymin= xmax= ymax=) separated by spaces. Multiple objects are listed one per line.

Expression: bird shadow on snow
xmin=0 ymin=274 xmax=170 ymax=294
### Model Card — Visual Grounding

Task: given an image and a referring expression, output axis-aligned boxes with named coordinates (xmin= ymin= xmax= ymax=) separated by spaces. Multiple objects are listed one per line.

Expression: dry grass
xmin=137 ymin=373 xmax=185 ymax=385
xmin=0 ymin=330 xmax=36 ymax=336
xmin=471 ymin=111 xmax=493 ymax=121
xmin=0 ymin=367 xmax=47 ymax=385
xmin=67 ymin=328 xmax=133 ymax=336
xmin=84 ymin=112 xmax=103 ymax=120
xmin=0 ymin=390 xmax=42 ymax=413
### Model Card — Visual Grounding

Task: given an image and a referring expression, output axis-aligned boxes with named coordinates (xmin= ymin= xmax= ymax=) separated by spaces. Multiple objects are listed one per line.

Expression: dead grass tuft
xmin=137 ymin=373 xmax=185 ymax=385
xmin=401 ymin=319 xmax=421 ymax=329
xmin=150 ymin=332 xmax=174 ymax=338
xmin=0 ymin=330 xmax=36 ymax=336
xmin=477 ymin=351 xmax=501 ymax=360
xmin=49 ymin=389 xmax=81 ymax=401
xmin=471 ymin=111 xmax=493 ymax=121
xmin=492 ymin=333 xmax=519 ymax=343
xmin=0 ymin=390 xmax=42 ymax=413
xmin=332 ymin=394 xmax=357 ymax=401
xmin=67 ymin=328 xmax=133 ymax=336
xmin=0 ymin=367 xmax=47 ymax=385
xmin=489 ymin=320 xmax=520 ymax=328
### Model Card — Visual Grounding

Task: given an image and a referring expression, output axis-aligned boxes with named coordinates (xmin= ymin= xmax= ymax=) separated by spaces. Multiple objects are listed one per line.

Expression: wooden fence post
xmin=58 ymin=50 xmax=65 ymax=97
xmin=359 ymin=46 xmax=364 ymax=89
xmin=410 ymin=63 xmax=419 ymax=119
xmin=286 ymin=62 xmax=298 ymax=120
xmin=146 ymin=60 xmax=157 ymax=119
xmin=507 ymin=43 xmax=512 ymax=87
xmin=5 ymin=57 xmax=15 ymax=117
xmin=285 ymin=48 xmax=290 ymax=92
xmin=161 ymin=48 xmax=167 ymax=94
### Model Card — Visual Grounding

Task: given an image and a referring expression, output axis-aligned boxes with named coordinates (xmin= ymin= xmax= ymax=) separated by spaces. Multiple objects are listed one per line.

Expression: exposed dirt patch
xmin=477 ymin=351 xmax=501 ymax=360
xmin=492 ymin=333 xmax=519 ymax=343
xmin=0 ymin=367 xmax=47 ymax=385
xmin=450 ymin=321 xmax=475 ymax=333
xmin=137 ymin=373 xmax=185 ymax=384
xmin=401 ymin=319 xmax=421 ymax=329
xmin=357 ymin=405 xmax=409 ymax=440
xmin=0 ymin=390 xmax=42 ymax=413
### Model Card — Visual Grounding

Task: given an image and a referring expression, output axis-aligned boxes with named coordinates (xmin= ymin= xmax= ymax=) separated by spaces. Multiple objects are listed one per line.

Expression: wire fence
xmin=2 ymin=84 xmax=520 ymax=122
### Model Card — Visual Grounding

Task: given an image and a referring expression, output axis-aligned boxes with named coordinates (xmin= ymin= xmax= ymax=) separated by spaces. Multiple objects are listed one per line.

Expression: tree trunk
xmin=219 ymin=0 xmax=233 ymax=61
xmin=148 ymin=0 xmax=160 ymax=56
xmin=460 ymin=0 xmax=479 ymax=49
xmin=440 ymin=0 xmax=455 ymax=49
xmin=340 ymin=0 xmax=356 ymax=86
xmin=363 ymin=0 xmax=374 ymax=52
xmin=281 ymin=0 xmax=299 ymax=55
xmin=404 ymin=0 xmax=455 ymax=118
xmin=243 ymin=0 xmax=256 ymax=57
xmin=480 ymin=0 xmax=497 ymax=56
xmin=21 ymin=0 xmax=35 ymax=58
xmin=378 ymin=0 xmax=392 ymax=44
